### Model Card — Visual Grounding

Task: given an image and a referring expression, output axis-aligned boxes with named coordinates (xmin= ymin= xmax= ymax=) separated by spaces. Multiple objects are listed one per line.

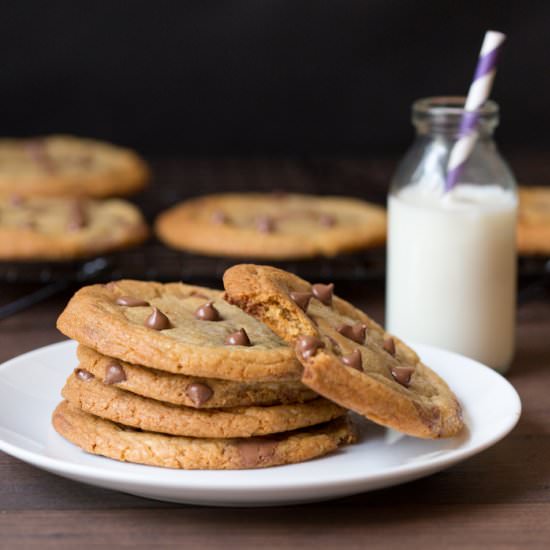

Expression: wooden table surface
xmin=1 ymin=155 xmax=550 ymax=549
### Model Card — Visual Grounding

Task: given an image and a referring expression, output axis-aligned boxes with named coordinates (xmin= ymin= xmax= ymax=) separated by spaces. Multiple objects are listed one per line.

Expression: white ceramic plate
xmin=0 ymin=340 xmax=521 ymax=507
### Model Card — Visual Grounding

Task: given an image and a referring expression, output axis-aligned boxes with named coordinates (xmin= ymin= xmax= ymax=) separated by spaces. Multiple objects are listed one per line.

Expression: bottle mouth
xmin=412 ymin=96 xmax=499 ymax=134
xmin=413 ymin=96 xmax=499 ymax=116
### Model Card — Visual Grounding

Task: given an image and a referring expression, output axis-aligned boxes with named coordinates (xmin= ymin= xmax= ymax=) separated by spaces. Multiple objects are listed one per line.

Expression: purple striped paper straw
xmin=445 ymin=31 xmax=506 ymax=192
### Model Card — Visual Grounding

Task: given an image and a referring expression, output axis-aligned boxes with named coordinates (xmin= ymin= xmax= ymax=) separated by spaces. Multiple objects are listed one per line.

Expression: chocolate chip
xmin=296 ymin=335 xmax=325 ymax=359
xmin=312 ymin=283 xmax=334 ymax=306
xmin=289 ymin=291 xmax=313 ymax=311
xmin=319 ymin=213 xmax=336 ymax=227
xmin=67 ymin=200 xmax=87 ymax=231
xmin=225 ymin=328 xmax=251 ymax=346
xmin=341 ymin=349 xmax=363 ymax=371
xmin=236 ymin=439 xmax=278 ymax=468
xmin=9 ymin=194 xmax=24 ymax=206
xmin=211 ymin=210 xmax=228 ymax=224
xmin=18 ymin=219 xmax=35 ymax=230
xmin=144 ymin=307 xmax=171 ymax=330
xmin=26 ymin=139 xmax=55 ymax=172
xmin=271 ymin=189 xmax=288 ymax=199
xmin=74 ymin=154 xmax=93 ymax=167
xmin=104 ymin=362 xmax=127 ymax=385
xmin=383 ymin=337 xmax=396 ymax=356
xmin=116 ymin=296 xmax=149 ymax=307
xmin=189 ymin=290 xmax=210 ymax=300
xmin=75 ymin=368 xmax=94 ymax=381
xmin=337 ymin=323 xmax=367 ymax=345
xmin=194 ymin=301 xmax=221 ymax=321
xmin=25 ymin=139 xmax=44 ymax=157
xmin=256 ymin=215 xmax=275 ymax=234
xmin=186 ymin=383 xmax=214 ymax=406
xmin=391 ymin=366 xmax=415 ymax=387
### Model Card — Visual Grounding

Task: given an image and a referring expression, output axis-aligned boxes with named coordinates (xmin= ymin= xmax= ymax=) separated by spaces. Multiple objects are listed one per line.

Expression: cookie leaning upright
xmin=56 ymin=280 xmax=302 ymax=381
xmin=224 ymin=265 xmax=464 ymax=439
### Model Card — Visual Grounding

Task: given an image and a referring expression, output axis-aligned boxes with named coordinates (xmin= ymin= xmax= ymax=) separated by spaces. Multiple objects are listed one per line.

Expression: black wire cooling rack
xmin=1 ymin=157 xmax=548 ymax=315
xmin=0 ymin=242 xmax=387 ymax=285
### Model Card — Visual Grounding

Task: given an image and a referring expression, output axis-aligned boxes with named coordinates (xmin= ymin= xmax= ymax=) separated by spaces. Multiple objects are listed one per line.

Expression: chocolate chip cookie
xmin=52 ymin=401 xmax=356 ymax=470
xmin=0 ymin=135 xmax=149 ymax=198
xmin=517 ymin=186 xmax=550 ymax=255
xmin=57 ymin=280 xmax=302 ymax=381
xmin=0 ymin=196 xmax=148 ymax=260
xmin=224 ymin=264 xmax=464 ymax=439
xmin=155 ymin=193 xmax=387 ymax=259
xmin=78 ymin=345 xmax=317 ymax=408
xmin=62 ymin=371 xmax=344 ymax=438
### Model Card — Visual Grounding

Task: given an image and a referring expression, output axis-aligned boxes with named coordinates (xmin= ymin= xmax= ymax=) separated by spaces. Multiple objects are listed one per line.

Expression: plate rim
xmin=0 ymin=339 xmax=522 ymax=493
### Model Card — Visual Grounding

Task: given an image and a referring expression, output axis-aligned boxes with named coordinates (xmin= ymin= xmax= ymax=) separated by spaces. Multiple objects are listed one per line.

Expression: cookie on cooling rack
xmin=0 ymin=135 xmax=149 ymax=198
xmin=155 ymin=193 xmax=386 ymax=259
xmin=517 ymin=186 xmax=550 ymax=255
xmin=0 ymin=196 xmax=148 ymax=260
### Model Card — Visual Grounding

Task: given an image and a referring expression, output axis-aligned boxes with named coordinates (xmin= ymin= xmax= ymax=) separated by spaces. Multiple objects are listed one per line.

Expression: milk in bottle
xmin=386 ymin=97 xmax=517 ymax=373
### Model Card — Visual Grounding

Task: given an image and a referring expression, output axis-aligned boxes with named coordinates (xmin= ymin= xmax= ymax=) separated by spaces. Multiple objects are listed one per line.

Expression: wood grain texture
xmin=1 ymin=156 xmax=549 ymax=549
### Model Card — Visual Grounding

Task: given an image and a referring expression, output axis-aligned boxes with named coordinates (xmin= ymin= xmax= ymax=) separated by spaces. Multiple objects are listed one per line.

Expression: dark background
xmin=1 ymin=1 xmax=548 ymax=155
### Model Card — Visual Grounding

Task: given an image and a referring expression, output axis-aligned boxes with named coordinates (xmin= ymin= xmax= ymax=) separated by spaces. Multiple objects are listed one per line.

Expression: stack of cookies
xmin=53 ymin=280 xmax=355 ymax=470
xmin=53 ymin=266 xmax=464 ymax=470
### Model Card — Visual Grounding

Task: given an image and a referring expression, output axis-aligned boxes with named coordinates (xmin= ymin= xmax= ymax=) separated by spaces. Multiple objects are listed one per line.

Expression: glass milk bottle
xmin=386 ymin=97 xmax=517 ymax=373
